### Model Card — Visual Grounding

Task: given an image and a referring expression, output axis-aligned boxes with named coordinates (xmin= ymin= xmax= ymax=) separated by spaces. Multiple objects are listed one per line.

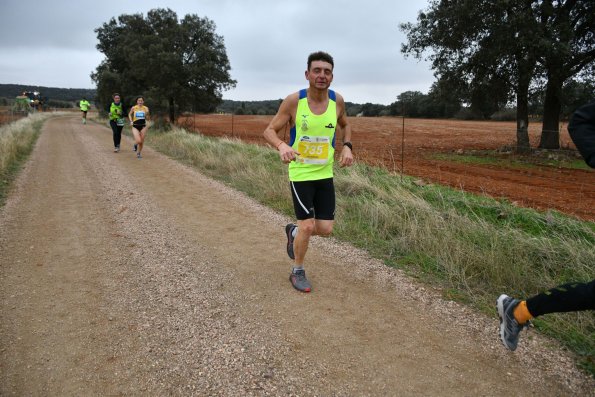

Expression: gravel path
xmin=1 ymin=115 xmax=593 ymax=396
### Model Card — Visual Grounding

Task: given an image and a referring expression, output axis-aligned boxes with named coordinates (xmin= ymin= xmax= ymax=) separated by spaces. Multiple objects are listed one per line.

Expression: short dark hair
xmin=307 ymin=51 xmax=334 ymax=70
xmin=112 ymin=93 xmax=120 ymax=98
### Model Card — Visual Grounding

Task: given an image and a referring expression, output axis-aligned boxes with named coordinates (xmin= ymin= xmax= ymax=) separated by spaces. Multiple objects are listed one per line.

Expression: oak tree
xmin=401 ymin=0 xmax=595 ymax=151
xmin=92 ymin=8 xmax=236 ymax=123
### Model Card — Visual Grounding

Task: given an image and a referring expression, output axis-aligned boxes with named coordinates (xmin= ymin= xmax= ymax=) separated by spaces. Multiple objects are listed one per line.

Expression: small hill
xmin=0 ymin=84 xmax=96 ymax=102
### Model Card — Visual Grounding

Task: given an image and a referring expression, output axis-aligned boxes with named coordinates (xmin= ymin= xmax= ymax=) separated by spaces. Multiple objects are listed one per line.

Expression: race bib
xmin=135 ymin=111 xmax=145 ymax=120
xmin=296 ymin=136 xmax=330 ymax=164
xmin=116 ymin=118 xmax=125 ymax=126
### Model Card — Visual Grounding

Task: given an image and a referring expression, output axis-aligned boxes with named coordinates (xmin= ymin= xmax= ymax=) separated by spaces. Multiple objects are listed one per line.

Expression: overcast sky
xmin=0 ymin=0 xmax=435 ymax=105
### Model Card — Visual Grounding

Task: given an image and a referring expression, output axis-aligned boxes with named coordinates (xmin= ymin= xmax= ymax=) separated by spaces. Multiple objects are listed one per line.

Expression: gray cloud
xmin=0 ymin=0 xmax=434 ymax=105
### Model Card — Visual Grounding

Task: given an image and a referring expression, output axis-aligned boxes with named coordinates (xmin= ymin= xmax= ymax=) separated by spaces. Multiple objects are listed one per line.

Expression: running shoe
xmin=114 ymin=147 xmax=120 ymax=153
xmin=137 ymin=152 xmax=142 ymax=159
xmin=133 ymin=143 xmax=138 ymax=152
xmin=289 ymin=269 xmax=311 ymax=292
xmin=285 ymin=223 xmax=296 ymax=260
xmin=496 ymin=294 xmax=526 ymax=351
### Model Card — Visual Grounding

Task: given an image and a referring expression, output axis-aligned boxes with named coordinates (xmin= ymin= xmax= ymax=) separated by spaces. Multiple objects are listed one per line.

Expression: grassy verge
xmin=146 ymin=126 xmax=594 ymax=375
xmin=0 ymin=113 xmax=53 ymax=207
xmin=432 ymin=151 xmax=591 ymax=170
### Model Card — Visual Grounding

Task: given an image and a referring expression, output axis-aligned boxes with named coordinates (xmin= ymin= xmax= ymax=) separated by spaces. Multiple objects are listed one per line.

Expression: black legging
xmin=109 ymin=120 xmax=124 ymax=147
xmin=526 ymin=280 xmax=595 ymax=317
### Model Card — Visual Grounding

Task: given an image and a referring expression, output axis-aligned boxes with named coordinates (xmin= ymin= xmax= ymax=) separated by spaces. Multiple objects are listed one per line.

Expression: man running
xmin=263 ymin=51 xmax=354 ymax=292
xmin=79 ymin=97 xmax=90 ymax=124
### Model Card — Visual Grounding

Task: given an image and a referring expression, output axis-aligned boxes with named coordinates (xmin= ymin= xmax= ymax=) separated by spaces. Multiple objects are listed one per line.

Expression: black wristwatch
xmin=343 ymin=141 xmax=353 ymax=151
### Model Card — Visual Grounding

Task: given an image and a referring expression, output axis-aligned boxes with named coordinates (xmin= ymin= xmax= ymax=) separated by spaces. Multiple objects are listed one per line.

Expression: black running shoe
xmin=289 ymin=269 xmax=311 ymax=292
xmin=285 ymin=223 xmax=296 ymax=260
xmin=133 ymin=143 xmax=138 ymax=152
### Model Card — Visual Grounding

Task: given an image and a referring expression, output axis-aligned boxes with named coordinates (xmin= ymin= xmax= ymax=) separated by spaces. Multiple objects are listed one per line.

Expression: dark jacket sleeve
xmin=568 ymin=101 xmax=595 ymax=168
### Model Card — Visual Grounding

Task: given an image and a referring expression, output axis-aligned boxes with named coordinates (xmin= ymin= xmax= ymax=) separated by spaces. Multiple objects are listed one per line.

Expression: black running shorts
xmin=290 ymin=178 xmax=335 ymax=220
xmin=132 ymin=120 xmax=146 ymax=130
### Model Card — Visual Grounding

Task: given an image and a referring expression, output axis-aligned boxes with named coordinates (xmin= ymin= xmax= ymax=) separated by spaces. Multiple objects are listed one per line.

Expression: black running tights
xmin=110 ymin=120 xmax=124 ymax=147
xmin=526 ymin=279 xmax=595 ymax=318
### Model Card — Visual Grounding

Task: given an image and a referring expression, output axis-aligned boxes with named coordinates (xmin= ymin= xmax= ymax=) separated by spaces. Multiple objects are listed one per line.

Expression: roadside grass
xmin=432 ymin=151 xmax=591 ymax=170
xmin=0 ymin=113 xmax=51 ymax=207
xmin=147 ymin=126 xmax=594 ymax=375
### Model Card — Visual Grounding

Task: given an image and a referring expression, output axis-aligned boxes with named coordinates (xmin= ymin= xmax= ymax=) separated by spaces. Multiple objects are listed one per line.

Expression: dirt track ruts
xmin=1 ymin=115 xmax=593 ymax=395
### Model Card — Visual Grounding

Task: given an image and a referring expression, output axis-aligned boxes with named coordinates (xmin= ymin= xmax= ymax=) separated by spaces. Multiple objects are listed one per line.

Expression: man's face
xmin=114 ymin=96 xmax=121 ymax=103
xmin=306 ymin=60 xmax=333 ymax=89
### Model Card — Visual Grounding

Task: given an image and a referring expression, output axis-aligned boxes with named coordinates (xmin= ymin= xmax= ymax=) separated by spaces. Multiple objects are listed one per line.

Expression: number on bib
xmin=296 ymin=136 xmax=330 ymax=164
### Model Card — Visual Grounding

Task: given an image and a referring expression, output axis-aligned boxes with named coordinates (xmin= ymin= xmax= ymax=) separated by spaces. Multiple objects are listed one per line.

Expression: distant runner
xmin=128 ymin=96 xmax=150 ymax=159
xmin=107 ymin=93 xmax=126 ymax=152
xmin=263 ymin=51 xmax=354 ymax=292
xmin=80 ymin=98 xmax=90 ymax=124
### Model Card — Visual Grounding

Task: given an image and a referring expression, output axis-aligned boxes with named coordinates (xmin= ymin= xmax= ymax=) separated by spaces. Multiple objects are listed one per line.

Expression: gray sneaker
xmin=497 ymin=294 xmax=525 ymax=351
xmin=285 ymin=223 xmax=296 ymax=260
xmin=289 ymin=269 xmax=311 ymax=292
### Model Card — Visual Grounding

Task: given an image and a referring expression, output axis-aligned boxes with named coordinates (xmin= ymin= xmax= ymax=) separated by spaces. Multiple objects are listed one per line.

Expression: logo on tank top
xmin=301 ymin=114 xmax=309 ymax=131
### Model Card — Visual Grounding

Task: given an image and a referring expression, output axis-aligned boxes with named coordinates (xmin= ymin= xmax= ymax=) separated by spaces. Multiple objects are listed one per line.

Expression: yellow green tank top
xmin=109 ymin=102 xmax=123 ymax=121
xmin=288 ymin=89 xmax=337 ymax=182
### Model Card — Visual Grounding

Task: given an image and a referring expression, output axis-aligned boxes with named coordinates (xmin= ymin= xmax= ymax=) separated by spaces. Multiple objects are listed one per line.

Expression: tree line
xmin=1 ymin=80 xmax=591 ymax=124
xmin=0 ymin=84 xmax=95 ymax=108
xmin=400 ymin=0 xmax=595 ymax=150
xmin=216 ymin=80 xmax=593 ymax=121
xmin=7 ymin=2 xmax=592 ymax=152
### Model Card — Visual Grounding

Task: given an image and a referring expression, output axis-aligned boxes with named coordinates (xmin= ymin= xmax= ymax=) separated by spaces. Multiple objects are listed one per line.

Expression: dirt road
xmin=1 ymin=115 xmax=593 ymax=395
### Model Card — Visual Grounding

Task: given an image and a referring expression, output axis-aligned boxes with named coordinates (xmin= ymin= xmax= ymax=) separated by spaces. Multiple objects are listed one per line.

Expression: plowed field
xmin=178 ymin=115 xmax=595 ymax=220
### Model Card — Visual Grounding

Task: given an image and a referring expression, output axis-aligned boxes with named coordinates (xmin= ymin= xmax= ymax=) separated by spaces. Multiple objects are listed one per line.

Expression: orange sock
xmin=513 ymin=300 xmax=533 ymax=325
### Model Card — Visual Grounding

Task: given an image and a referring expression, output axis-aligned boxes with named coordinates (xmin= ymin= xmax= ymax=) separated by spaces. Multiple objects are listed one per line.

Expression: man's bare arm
xmin=263 ymin=94 xmax=300 ymax=163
